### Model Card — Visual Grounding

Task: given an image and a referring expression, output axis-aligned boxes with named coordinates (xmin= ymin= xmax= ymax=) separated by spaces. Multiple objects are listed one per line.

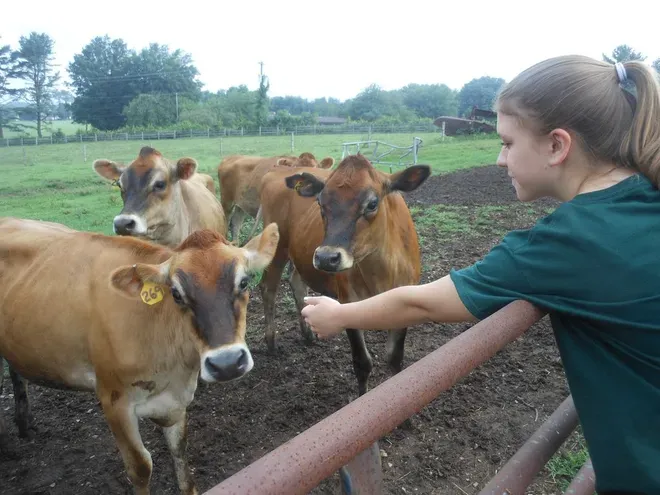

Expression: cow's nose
xmin=204 ymin=346 xmax=252 ymax=382
xmin=114 ymin=216 xmax=136 ymax=235
xmin=314 ymin=250 xmax=342 ymax=272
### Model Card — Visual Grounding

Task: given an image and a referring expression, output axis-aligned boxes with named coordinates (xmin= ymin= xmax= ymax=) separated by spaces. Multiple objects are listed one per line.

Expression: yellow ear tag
xmin=294 ymin=181 xmax=303 ymax=192
xmin=140 ymin=281 xmax=165 ymax=305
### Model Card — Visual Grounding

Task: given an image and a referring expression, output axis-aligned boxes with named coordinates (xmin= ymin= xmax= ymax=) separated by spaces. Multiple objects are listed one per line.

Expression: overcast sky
xmin=1 ymin=0 xmax=657 ymax=102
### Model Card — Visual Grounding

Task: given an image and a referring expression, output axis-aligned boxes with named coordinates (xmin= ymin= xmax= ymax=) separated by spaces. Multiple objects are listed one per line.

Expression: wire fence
xmin=1 ymin=123 xmax=442 ymax=148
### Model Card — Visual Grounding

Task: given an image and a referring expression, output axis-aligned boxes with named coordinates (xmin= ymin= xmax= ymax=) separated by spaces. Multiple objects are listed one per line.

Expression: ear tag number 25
xmin=141 ymin=281 xmax=164 ymax=305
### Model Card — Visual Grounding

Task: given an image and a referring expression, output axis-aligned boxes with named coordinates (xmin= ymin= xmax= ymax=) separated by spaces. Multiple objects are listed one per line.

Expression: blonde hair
xmin=495 ymin=54 xmax=660 ymax=187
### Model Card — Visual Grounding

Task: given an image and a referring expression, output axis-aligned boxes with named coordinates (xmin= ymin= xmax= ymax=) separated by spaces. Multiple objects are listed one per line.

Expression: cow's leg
xmin=229 ymin=207 xmax=247 ymax=245
xmin=287 ymin=266 xmax=315 ymax=344
xmin=159 ymin=412 xmax=197 ymax=495
xmin=259 ymin=247 xmax=289 ymax=354
xmin=385 ymin=328 xmax=408 ymax=374
xmin=245 ymin=205 xmax=262 ymax=242
xmin=9 ymin=366 xmax=36 ymax=439
xmin=100 ymin=390 xmax=152 ymax=495
xmin=385 ymin=328 xmax=413 ymax=429
xmin=345 ymin=329 xmax=373 ymax=397
xmin=0 ymin=360 xmax=7 ymax=452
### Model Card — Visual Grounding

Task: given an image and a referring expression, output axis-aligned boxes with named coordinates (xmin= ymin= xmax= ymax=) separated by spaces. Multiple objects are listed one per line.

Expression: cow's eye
xmin=153 ymin=180 xmax=166 ymax=192
xmin=365 ymin=198 xmax=378 ymax=212
xmin=171 ymin=287 xmax=185 ymax=306
xmin=238 ymin=277 xmax=250 ymax=292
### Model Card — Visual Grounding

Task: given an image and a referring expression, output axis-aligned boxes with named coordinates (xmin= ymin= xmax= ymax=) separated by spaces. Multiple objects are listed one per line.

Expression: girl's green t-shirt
xmin=450 ymin=174 xmax=660 ymax=494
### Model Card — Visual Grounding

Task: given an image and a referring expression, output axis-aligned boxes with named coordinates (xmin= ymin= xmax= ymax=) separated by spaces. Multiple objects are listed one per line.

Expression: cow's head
xmin=93 ymin=146 xmax=200 ymax=242
xmin=285 ymin=154 xmax=430 ymax=272
xmin=277 ymin=151 xmax=334 ymax=169
xmin=109 ymin=223 xmax=279 ymax=383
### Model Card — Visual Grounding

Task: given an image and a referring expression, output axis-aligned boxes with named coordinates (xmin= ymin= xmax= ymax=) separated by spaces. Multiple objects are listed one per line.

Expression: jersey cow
xmin=258 ymin=154 xmax=430 ymax=395
xmin=217 ymin=152 xmax=334 ymax=244
xmin=0 ymin=217 xmax=279 ymax=494
xmin=94 ymin=146 xmax=227 ymax=248
xmin=193 ymin=172 xmax=217 ymax=195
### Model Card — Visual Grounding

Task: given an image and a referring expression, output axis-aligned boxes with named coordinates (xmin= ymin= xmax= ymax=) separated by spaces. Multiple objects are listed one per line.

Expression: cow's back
xmin=0 ymin=220 xmax=172 ymax=390
xmin=235 ymin=157 xmax=285 ymax=216
xmin=180 ymin=178 xmax=228 ymax=237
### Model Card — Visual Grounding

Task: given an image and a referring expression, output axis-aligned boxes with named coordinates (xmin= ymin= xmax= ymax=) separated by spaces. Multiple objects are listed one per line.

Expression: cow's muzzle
xmin=313 ymin=246 xmax=354 ymax=272
xmin=200 ymin=344 xmax=253 ymax=382
xmin=113 ymin=214 xmax=147 ymax=236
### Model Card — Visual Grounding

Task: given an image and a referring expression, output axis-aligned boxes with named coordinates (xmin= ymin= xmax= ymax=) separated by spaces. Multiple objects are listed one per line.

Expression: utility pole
xmin=175 ymin=92 xmax=179 ymax=121
xmin=258 ymin=61 xmax=264 ymax=86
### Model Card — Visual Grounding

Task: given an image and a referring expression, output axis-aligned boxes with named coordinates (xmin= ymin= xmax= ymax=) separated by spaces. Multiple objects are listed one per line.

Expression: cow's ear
xmin=175 ymin=157 xmax=198 ymax=181
xmin=319 ymin=157 xmax=335 ymax=169
xmin=243 ymin=222 xmax=280 ymax=273
xmin=93 ymin=159 xmax=124 ymax=181
xmin=387 ymin=165 xmax=431 ymax=193
xmin=110 ymin=261 xmax=170 ymax=299
xmin=285 ymin=173 xmax=326 ymax=197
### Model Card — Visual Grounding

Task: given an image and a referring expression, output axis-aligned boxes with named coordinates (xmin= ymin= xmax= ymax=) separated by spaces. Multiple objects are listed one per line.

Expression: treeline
xmin=1 ymin=33 xmax=659 ymax=139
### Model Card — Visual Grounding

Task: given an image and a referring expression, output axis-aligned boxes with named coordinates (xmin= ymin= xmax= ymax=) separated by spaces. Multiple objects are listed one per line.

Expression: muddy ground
xmin=0 ymin=165 xmax=572 ymax=494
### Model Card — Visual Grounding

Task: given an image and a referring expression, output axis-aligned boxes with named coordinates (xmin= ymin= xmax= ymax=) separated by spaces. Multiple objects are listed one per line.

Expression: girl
xmin=301 ymin=55 xmax=660 ymax=494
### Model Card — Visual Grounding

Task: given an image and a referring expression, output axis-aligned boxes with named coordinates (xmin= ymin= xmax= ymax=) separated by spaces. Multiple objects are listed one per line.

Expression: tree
xmin=68 ymin=36 xmax=136 ymax=130
xmin=51 ymin=89 xmax=74 ymax=120
xmin=602 ymin=44 xmax=646 ymax=64
xmin=652 ymin=59 xmax=660 ymax=75
xmin=123 ymin=93 xmax=182 ymax=128
xmin=68 ymin=37 xmax=202 ymax=131
xmin=0 ymin=36 xmax=23 ymax=139
xmin=398 ymin=83 xmax=458 ymax=118
xmin=348 ymin=84 xmax=409 ymax=122
xmin=129 ymin=43 xmax=202 ymax=99
xmin=255 ymin=62 xmax=269 ymax=127
xmin=457 ymin=76 xmax=505 ymax=117
xmin=14 ymin=32 xmax=60 ymax=138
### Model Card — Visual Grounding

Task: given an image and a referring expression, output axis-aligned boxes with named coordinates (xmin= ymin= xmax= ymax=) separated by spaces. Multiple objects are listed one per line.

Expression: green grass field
xmin=0 ymin=132 xmax=500 ymax=234
xmin=2 ymin=120 xmax=87 ymax=138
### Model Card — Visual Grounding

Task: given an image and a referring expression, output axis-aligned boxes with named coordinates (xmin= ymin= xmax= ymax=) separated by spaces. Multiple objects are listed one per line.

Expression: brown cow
xmin=0 ymin=216 xmax=279 ymax=494
xmin=93 ymin=146 xmax=227 ymax=248
xmin=217 ymin=152 xmax=334 ymax=244
xmin=258 ymin=154 xmax=430 ymax=395
xmin=192 ymin=172 xmax=216 ymax=195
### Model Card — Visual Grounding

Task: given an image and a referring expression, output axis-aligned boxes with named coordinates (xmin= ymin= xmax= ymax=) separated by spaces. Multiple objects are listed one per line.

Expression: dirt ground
xmin=0 ymin=164 xmax=572 ymax=495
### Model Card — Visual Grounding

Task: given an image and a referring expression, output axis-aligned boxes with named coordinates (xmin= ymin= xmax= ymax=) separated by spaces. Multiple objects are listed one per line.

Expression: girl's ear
xmin=547 ymin=128 xmax=572 ymax=167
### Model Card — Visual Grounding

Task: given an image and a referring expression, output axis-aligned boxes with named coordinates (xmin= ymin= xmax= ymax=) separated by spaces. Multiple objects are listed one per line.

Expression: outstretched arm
xmin=301 ymin=274 xmax=478 ymax=338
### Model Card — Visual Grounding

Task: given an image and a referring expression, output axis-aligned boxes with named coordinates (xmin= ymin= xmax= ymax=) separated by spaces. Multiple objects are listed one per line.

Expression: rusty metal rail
xmin=204 ymin=300 xmax=546 ymax=494
xmin=564 ymin=457 xmax=595 ymax=495
xmin=478 ymin=395 xmax=579 ymax=495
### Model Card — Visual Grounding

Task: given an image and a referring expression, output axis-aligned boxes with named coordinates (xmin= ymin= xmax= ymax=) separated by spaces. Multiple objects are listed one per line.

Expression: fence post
xmin=290 ymin=132 xmax=294 ymax=153
xmin=220 ymin=138 xmax=223 ymax=156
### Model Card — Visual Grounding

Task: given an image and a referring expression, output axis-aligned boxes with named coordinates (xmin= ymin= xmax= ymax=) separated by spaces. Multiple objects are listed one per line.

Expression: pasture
xmin=0 ymin=132 xmax=584 ymax=494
